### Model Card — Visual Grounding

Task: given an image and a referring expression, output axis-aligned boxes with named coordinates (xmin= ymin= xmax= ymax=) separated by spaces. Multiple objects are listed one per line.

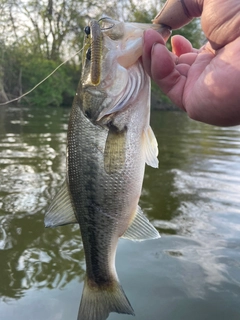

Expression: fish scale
xmin=68 ymin=97 xmax=119 ymax=284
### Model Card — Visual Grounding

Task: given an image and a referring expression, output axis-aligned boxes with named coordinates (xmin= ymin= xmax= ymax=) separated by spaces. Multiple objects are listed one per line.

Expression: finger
xmin=176 ymin=64 xmax=190 ymax=76
xmin=153 ymin=0 xmax=192 ymax=28
xmin=153 ymin=0 xmax=202 ymax=29
xmin=171 ymin=35 xmax=196 ymax=55
xmin=178 ymin=52 xmax=198 ymax=65
xmin=150 ymin=42 xmax=187 ymax=108
xmin=143 ymin=29 xmax=165 ymax=77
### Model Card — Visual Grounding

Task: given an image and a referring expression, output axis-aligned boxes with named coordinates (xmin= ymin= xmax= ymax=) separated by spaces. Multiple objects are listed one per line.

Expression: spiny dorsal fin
xmin=44 ymin=179 xmax=77 ymax=227
xmin=121 ymin=205 xmax=160 ymax=241
xmin=143 ymin=126 xmax=159 ymax=168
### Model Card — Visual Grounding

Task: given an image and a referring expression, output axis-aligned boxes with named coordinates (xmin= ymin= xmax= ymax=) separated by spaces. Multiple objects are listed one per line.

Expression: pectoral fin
xmin=142 ymin=126 xmax=159 ymax=168
xmin=121 ymin=206 xmax=160 ymax=241
xmin=44 ymin=179 xmax=77 ymax=227
xmin=104 ymin=125 xmax=126 ymax=174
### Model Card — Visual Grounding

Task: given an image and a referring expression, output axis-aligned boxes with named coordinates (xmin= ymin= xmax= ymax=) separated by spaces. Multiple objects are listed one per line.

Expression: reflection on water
xmin=0 ymin=106 xmax=85 ymax=304
xmin=1 ymin=107 xmax=240 ymax=319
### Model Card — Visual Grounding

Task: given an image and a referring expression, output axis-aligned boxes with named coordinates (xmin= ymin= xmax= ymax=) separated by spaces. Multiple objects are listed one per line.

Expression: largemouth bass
xmin=45 ymin=17 xmax=171 ymax=320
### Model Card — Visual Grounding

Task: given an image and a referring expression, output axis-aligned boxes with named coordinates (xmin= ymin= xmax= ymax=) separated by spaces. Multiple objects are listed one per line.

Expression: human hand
xmin=143 ymin=0 xmax=240 ymax=126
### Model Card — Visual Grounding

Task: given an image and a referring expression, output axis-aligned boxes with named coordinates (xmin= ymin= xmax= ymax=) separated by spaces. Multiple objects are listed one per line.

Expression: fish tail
xmin=77 ymin=278 xmax=135 ymax=320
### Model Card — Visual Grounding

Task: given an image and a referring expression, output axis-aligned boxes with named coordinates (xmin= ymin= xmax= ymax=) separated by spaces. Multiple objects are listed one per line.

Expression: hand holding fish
xmin=143 ymin=0 xmax=240 ymax=126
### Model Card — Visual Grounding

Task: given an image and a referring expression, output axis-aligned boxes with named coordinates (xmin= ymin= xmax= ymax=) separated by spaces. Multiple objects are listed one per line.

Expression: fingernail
xmin=152 ymin=42 xmax=162 ymax=54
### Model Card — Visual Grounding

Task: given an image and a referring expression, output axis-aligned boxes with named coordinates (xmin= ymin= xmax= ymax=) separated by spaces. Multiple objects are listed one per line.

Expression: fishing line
xmin=0 ymin=46 xmax=85 ymax=106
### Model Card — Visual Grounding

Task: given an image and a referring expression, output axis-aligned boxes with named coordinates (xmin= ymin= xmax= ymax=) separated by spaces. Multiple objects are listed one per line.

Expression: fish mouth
xmin=87 ymin=18 xmax=115 ymax=86
xmin=84 ymin=18 xmax=171 ymax=86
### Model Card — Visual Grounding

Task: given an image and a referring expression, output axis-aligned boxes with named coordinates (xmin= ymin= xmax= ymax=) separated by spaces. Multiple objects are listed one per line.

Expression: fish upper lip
xmin=98 ymin=17 xmax=115 ymax=30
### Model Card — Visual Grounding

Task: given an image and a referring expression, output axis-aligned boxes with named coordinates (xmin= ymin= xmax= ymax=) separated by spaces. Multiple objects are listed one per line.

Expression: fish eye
xmin=86 ymin=48 xmax=91 ymax=60
xmin=84 ymin=26 xmax=90 ymax=36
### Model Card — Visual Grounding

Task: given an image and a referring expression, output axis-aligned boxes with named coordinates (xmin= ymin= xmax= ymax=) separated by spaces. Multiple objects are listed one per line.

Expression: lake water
xmin=1 ymin=105 xmax=240 ymax=320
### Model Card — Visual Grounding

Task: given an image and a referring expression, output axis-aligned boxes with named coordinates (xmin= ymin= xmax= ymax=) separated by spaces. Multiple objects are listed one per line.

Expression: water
xmin=1 ymin=106 xmax=240 ymax=320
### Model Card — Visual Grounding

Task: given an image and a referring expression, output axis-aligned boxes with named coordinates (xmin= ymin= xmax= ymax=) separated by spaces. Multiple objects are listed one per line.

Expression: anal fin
xmin=44 ymin=179 xmax=77 ymax=227
xmin=121 ymin=206 xmax=160 ymax=241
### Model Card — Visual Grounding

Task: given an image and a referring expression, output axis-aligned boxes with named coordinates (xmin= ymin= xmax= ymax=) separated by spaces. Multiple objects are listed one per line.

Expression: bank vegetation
xmin=0 ymin=0 xmax=204 ymax=108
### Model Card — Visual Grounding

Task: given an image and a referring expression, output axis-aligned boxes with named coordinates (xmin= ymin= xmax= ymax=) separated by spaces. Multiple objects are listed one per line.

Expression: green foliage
xmin=21 ymin=58 xmax=78 ymax=107
xmin=1 ymin=44 xmax=23 ymax=99
xmin=1 ymin=43 xmax=80 ymax=107
xmin=0 ymin=0 xmax=91 ymax=106
xmin=127 ymin=0 xmax=157 ymax=23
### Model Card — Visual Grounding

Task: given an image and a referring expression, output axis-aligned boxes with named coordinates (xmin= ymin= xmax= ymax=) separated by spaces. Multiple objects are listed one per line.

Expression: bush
xmin=21 ymin=58 xmax=78 ymax=107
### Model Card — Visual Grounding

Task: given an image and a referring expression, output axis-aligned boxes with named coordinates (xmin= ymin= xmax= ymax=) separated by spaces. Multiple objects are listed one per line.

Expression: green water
xmin=1 ymin=106 xmax=240 ymax=320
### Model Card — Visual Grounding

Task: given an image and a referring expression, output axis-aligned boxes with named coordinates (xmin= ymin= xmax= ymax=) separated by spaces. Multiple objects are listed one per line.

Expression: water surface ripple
xmin=1 ymin=107 xmax=240 ymax=320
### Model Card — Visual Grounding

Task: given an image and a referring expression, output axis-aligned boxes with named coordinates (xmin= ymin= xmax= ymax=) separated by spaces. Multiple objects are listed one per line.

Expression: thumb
xmin=153 ymin=0 xmax=203 ymax=29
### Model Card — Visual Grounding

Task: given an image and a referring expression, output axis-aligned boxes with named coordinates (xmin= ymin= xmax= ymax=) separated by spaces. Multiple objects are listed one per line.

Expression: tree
xmin=0 ymin=0 xmax=94 ymax=104
xmin=0 ymin=0 xmax=128 ymax=104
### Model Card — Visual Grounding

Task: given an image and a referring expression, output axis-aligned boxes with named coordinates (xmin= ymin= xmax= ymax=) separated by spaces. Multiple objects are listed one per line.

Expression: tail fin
xmin=77 ymin=278 xmax=135 ymax=320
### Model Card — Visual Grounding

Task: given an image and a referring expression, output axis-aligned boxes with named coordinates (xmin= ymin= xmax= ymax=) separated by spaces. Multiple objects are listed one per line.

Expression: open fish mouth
xmin=83 ymin=17 xmax=116 ymax=86
xmin=84 ymin=17 xmax=122 ymax=86
xmin=83 ymin=17 xmax=171 ymax=87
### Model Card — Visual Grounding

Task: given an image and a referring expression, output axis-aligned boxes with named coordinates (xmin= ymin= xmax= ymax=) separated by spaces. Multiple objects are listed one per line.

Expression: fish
xmin=44 ymin=17 xmax=171 ymax=320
